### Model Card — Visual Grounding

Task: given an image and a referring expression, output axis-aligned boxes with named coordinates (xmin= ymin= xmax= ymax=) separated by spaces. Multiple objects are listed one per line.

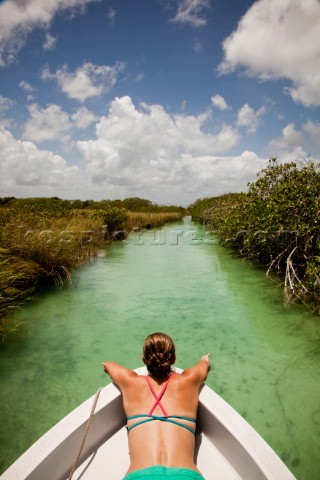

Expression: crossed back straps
xmin=145 ymin=374 xmax=172 ymax=417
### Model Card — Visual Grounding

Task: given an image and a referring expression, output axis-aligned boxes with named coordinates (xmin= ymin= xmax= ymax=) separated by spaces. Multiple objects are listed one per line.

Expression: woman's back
xmin=102 ymin=333 xmax=210 ymax=479
xmin=123 ymin=372 xmax=200 ymax=472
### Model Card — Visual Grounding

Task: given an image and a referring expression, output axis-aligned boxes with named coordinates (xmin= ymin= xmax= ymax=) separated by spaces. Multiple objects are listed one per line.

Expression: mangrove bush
xmin=190 ymin=159 xmax=320 ymax=307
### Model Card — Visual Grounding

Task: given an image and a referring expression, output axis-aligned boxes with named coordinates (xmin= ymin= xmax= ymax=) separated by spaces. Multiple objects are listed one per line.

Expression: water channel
xmin=0 ymin=217 xmax=319 ymax=479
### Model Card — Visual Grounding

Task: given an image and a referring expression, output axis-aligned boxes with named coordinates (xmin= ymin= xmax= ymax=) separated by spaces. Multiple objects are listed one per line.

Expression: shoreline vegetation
xmin=0 ymin=196 xmax=184 ymax=341
xmin=190 ymin=158 xmax=320 ymax=312
xmin=1 ymin=158 xmax=319 ymax=339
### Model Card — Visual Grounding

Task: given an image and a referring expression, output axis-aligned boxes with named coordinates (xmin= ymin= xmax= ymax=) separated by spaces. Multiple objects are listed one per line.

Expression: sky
xmin=0 ymin=0 xmax=319 ymax=206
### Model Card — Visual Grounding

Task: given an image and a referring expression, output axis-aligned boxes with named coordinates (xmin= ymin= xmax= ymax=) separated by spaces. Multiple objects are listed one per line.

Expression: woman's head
xmin=142 ymin=332 xmax=176 ymax=379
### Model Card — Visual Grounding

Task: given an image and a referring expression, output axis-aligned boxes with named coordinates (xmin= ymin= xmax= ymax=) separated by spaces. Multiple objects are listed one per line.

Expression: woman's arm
xmin=182 ymin=353 xmax=211 ymax=385
xmin=102 ymin=361 xmax=136 ymax=388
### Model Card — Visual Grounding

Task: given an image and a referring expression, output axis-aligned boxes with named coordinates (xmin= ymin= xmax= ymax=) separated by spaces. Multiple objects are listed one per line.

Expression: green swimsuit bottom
xmin=123 ymin=466 xmax=205 ymax=479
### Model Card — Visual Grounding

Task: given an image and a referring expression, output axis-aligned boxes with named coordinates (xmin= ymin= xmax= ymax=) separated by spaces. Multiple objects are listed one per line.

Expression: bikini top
xmin=126 ymin=374 xmax=196 ymax=435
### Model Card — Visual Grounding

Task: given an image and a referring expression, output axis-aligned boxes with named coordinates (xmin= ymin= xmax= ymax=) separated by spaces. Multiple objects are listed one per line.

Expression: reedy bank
xmin=0 ymin=197 xmax=183 ymax=339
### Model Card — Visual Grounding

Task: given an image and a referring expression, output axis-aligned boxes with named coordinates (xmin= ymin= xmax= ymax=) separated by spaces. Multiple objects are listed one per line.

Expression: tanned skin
xmin=102 ymin=354 xmax=210 ymax=474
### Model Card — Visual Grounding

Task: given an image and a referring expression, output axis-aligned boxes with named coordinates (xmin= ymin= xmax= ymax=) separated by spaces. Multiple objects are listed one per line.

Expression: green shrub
xmin=190 ymin=159 xmax=320 ymax=307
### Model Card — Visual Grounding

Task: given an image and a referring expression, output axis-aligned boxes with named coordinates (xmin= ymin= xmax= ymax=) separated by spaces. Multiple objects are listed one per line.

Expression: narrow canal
xmin=0 ymin=217 xmax=319 ymax=479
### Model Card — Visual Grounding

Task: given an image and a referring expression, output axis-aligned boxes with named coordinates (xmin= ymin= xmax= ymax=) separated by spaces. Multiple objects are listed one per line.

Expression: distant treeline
xmin=0 ymin=196 xmax=184 ymax=340
xmin=0 ymin=196 xmax=185 ymax=212
xmin=189 ymin=159 xmax=320 ymax=310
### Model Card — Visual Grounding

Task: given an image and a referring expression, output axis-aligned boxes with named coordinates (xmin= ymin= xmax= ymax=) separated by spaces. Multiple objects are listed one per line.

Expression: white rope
xmin=67 ymin=387 xmax=104 ymax=480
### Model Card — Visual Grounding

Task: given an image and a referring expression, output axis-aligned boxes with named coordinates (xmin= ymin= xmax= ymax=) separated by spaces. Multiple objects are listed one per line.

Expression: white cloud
xmin=107 ymin=7 xmax=116 ymax=25
xmin=0 ymin=95 xmax=15 ymax=128
xmin=302 ymin=121 xmax=320 ymax=149
xmin=268 ymin=120 xmax=320 ymax=155
xmin=79 ymin=96 xmax=239 ymax=160
xmin=170 ymin=0 xmax=210 ymax=27
xmin=5 ymin=95 xmax=315 ymax=205
xmin=193 ymin=38 xmax=203 ymax=53
xmin=0 ymin=95 xmax=275 ymax=204
xmin=71 ymin=106 xmax=97 ymax=129
xmin=22 ymin=103 xmax=97 ymax=143
xmin=181 ymin=150 xmax=265 ymax=194
xmin=43 ymin=32 xmax=57 ymax=51
xmin=0 ymin=0 xmax=99 ymax=66
xmin=0 ymin=128 xmax=79 ymax=195
xmin=236 ymin=103 xmax=266 ymax=133
xmin=0 ymin=95 xmax=15 ymax=113
xmin=23 ymin=103 xmax=72 ymax=143
xmin=272 ymin=147 xmax=310 ymax=166
xmin=75 ymin=96 xmax=243 ymax=202
xmin=40 ymin=61 xmax=125 ymax=102
xmin=268 ymin=123 xmax=305 ymax=152
xmin=218 ymin=0 xmax=320 ymax=107
xmin=211 ymin=94 xmax=230 ymax=111
xmin=19 ymin=80 xmax=36 ymax=93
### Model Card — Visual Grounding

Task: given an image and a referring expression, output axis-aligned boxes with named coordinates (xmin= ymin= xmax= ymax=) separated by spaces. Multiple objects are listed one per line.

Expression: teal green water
xmin=0 ymin=217 xmax=319 ymax=479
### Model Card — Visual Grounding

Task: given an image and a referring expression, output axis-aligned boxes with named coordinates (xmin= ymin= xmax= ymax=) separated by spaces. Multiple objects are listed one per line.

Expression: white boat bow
xmin=1 ymin=367 xmax=296 ymax=480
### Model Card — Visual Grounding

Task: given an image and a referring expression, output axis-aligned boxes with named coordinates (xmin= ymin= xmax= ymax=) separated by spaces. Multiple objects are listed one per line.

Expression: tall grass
xmin=123 ymin=211 xmax=183 ymax=232
xmin=0 ymin=209 xmax=106 ymax=340
xmin=0 ymin=249 xmax=43 ymax=337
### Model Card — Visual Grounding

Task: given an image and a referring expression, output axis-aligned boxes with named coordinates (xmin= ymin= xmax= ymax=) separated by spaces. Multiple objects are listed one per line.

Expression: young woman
xmin=102 ymin=332 xmax=210 ymax=479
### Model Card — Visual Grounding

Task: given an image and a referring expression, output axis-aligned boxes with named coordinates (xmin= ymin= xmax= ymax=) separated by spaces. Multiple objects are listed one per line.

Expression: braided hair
xmin=143 ymin=332 xmax=175 ymax=381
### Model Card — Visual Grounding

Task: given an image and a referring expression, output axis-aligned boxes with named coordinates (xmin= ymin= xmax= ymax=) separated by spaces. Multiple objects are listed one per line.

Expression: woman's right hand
xmin=201 ymin=353 xmax=211 ymax=372
xmin=201 ymin=353 xmax=210 ymax=362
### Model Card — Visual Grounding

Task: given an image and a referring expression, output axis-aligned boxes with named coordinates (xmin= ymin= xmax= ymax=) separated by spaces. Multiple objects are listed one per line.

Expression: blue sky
xmin=0 ymin=0 xmax=319 ymax=205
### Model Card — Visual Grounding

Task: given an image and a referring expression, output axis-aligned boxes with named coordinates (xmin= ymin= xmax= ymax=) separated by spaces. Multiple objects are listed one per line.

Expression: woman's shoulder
xmin=171 ymin=370 xmax=192 ymax=384
xmin=173 ymin=362 xmax=209 ymax=385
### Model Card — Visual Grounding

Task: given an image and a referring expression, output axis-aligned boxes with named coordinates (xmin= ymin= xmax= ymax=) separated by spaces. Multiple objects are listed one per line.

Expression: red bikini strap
xmin=145 ymin=374 xmax=172 ymax=418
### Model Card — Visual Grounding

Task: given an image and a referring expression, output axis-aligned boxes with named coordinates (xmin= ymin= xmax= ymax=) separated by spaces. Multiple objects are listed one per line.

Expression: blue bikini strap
xmin=126 ymin=414 xmax=196 ymax=435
